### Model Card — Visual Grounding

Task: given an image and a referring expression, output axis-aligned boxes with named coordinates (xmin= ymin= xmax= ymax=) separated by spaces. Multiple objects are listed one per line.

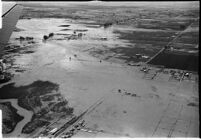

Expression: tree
xmin=180 ymin=24 xmax=186 ymax=30
xmin=43 ymin=35 xmax=48 ymax=40
xmin=49 ymin=33 xmax=54 ymax=37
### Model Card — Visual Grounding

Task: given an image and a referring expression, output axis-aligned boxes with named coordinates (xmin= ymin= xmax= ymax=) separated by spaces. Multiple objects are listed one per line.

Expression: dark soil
xmin=21 ymin=119 xmax=50 ymax=134
xmin=0 ymin=80 xmax=60 ymax=110
xmin=0 ymin=102 xmax=24 ymax=134
xmin=148 ymin=50 xmax=198 ymax=72
xmin=113 ymin=30 xmax=175 ymax=46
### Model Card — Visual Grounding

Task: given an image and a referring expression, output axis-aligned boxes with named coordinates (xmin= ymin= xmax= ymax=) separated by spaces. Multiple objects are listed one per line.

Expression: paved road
xmin=146 ymin=18 xmax=199 ymax=64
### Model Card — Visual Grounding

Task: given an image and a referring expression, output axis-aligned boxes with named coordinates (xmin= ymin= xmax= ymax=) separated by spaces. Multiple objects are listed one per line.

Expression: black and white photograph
xmin=0 ymin=1 xmax=199 ymax=138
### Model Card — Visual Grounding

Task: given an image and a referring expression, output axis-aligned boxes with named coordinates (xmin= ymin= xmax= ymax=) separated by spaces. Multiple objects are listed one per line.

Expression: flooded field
xmin=0 ymin=2 xmax=199 ymax=138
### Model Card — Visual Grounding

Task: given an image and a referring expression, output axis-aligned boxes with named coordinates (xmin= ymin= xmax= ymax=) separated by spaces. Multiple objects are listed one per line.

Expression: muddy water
xmin=8 ymin=18 xmax=129 ymax=86
xmin=0 ymin=99 xmax=33 ymax=137
xmin=2 ymin=18 xmax=166 ymax=137
xmin=2 ymin=18 xmax=199 ymax=138
xmin=5 ymin=18 xmax=129 ymax=119
xmin=2 ymin=19 xmax=159 ymax=137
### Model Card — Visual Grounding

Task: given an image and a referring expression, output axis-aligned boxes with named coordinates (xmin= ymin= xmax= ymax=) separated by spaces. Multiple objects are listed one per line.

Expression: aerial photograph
xmin=0 ymin=1 xmax=199 ymax=138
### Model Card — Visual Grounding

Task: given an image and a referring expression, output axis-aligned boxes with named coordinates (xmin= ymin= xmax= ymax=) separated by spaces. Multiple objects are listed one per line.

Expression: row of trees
xmin=43 ymin=33 xmax=54 ymax=40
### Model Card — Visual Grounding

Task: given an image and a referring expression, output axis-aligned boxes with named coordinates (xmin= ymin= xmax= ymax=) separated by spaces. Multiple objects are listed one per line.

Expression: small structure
xmin=103 ymin=22 xmax=113 ymax=28
xmin=49 ymin=128 xmax=58 ymax=135
xmin=136 ymin=54 xmax=142 ymax=59
xmin=101 ymin=37 xmax=107 ymax=41
xmin=184 ymin=72 xmax=190 ymax=78
xmin=142 ymin=55 xmax=149 ymax=59
xmin=170 ymin=47 xmax=174 ymax=51
xmin=25 ymin=37 xmax=34 ymax=40
xmin=0 ymin=59 xmax=6 ymax=73
xmin=164 ymin=45 xmax=169 ymax=49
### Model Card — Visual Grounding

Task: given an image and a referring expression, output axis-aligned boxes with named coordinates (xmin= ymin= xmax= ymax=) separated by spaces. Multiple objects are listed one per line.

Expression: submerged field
xmin=0 ymin=2 xmax=199 ymax=138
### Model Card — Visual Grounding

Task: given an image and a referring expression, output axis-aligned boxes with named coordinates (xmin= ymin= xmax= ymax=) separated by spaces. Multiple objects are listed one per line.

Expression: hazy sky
xmin=18 ymin=1 xmax=199 ymax=9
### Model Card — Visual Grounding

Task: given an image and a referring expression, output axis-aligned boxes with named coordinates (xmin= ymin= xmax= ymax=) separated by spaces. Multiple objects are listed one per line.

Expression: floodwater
xmin=0 ymin=99 xmax=33 ymax=137
xmin=1 ymin=18 xmax=199 ymax=137
xmin=8 ymin=18 xmax=132 ymax=112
